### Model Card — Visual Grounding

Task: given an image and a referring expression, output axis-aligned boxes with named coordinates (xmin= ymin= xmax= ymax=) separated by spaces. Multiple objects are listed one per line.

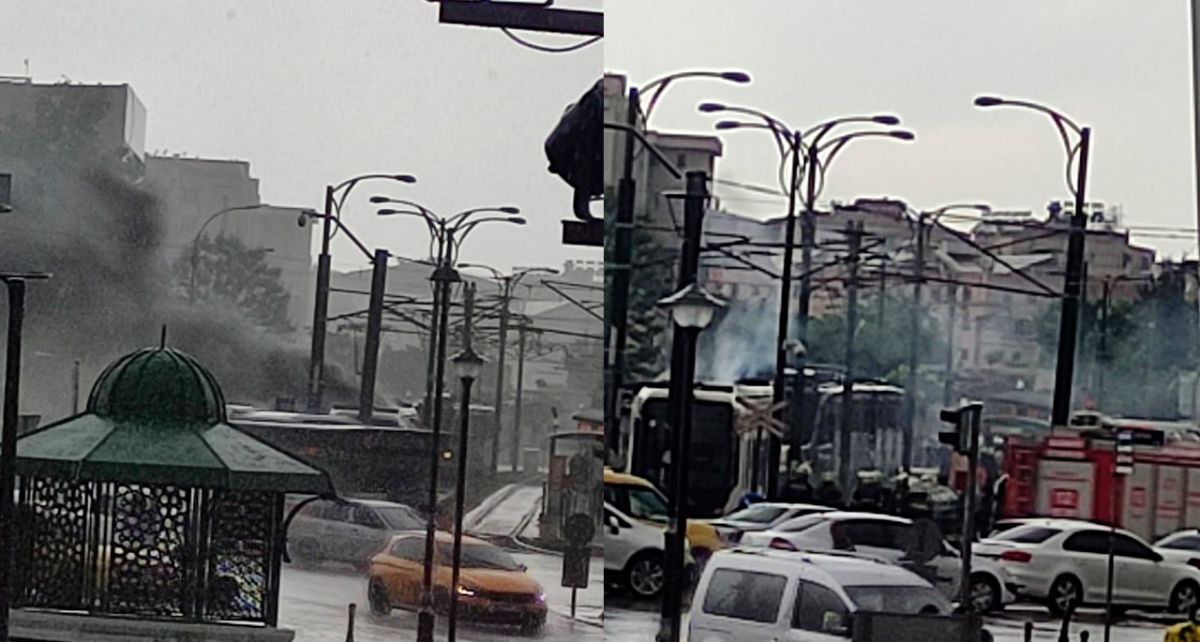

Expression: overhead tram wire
xmin=499 ymin=28 xmax=600 ymax=53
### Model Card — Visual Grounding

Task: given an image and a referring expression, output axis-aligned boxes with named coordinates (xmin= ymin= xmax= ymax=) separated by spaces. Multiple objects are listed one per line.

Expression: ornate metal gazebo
xmin=12 ymin=347 xmax=333 ymax=628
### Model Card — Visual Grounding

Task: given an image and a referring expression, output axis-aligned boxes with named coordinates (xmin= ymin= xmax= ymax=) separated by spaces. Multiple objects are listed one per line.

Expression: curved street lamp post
xmin=704 ymin=103 xmax=913 ymax=495
xmin=973 ymin=96 xmax=1091 ymax=429
xmin=307 ymin=173 xmax=417 ymax=413
xmin=607 ymin=70 xmax=749 ymax=464
xmin=374 ymin=197 xmax=523 ymax=642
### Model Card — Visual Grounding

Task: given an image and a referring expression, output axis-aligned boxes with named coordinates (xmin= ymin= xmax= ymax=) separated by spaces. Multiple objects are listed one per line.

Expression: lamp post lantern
xmin=657 ymin=282 xmax=724 ymax=642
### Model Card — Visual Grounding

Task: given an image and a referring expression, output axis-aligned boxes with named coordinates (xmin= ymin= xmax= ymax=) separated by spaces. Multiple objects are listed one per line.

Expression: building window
xmin=959 ymin=349 xmax=969 ymax=363
xmin=676 ymin=153 xmax=687 ymax=169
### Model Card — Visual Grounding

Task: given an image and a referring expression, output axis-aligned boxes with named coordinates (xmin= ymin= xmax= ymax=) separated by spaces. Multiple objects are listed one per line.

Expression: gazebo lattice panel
xmin=206 ymin=490 xmax=278 ymax=622
xmin=15 ymin=477 xmax=282 ymax=624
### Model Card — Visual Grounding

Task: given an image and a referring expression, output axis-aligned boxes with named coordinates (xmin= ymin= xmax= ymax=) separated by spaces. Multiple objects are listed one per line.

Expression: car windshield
xmin=989 ymin=526 xmax=1061 ymax=544
xmin=724 ymin=504 xmax=788 ymax=524
xmin=438 ymin=543 xmax=522 ymax=571
xmin=376 ymin=506 xmax=423 ymax=530
xmin=845 ymin=585 xmax=950 ymax=615
xmin=622 ymin=485 xmax=669 ymax=521
xmin=1157 ymin=533 xmax=1200 ymax=550
xmin=771 ymin=513 xmax=825 ymax=533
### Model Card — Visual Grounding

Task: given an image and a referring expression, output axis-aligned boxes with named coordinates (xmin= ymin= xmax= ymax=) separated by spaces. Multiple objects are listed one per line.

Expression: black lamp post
xmin=657 ymin=282 xmax=724 ymax=642
xmin=606 ymin=70 xmax=749 ymax=465
xmin=447 ymin=344 xmax=484 ymax=642
xmin=973 ymin=95 xmax=1091 ymax=430
xmin=307 ymin=173 xmax=417 ymax=412
xmin=702 ymin=103 xmax=913 ymax=495
xmin=372 ymin=198 xmax=523 ymax=642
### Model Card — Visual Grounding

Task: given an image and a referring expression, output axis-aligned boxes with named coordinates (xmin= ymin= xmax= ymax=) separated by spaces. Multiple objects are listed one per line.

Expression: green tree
xmin=1035 ymin=273 xmax=1196 ymax=417
xmin=804 ymin=291 xmax=947 ymax=382
xmin=623 ymin=208 xmax=676 ymax=381
xmin=175 ymin=234 xmax=293 ymax=334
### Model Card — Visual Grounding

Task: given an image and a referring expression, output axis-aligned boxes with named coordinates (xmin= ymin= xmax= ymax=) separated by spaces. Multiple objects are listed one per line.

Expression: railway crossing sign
xmin=735 ymin=397 xmax=788 ymax=439
xmin=1115 ymin=430 xmax=1134 ymax=475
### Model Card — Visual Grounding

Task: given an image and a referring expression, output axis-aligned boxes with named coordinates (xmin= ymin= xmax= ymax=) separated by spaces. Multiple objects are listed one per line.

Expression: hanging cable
xmin=500 ymin=28 xmax=600 ymax=53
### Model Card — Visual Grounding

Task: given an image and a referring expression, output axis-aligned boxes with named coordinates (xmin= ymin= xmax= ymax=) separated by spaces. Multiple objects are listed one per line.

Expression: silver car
xmin=289 ymin=498 xmax=424 ymax=571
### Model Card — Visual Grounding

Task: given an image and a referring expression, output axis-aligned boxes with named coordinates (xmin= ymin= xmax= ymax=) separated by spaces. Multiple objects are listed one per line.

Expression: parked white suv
xmin=690 ymin=548 xmax=951 ymax=641
xmin=975 ymin=518 xmax=1200 ymax=615
xmin=741 ymin=511 xmax=1014 ymax=612
xmin=604 ymin=501 xmax=693 ymax=599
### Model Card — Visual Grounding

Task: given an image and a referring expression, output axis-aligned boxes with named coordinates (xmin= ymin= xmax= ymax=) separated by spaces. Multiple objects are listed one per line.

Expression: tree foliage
xmin=804 ymin=291 xmax=947 ymax=383
xmin=175 ymin=234 xmax=293 ymax=334
xmin=1035 ymin=272 xmax=1197 ymax=418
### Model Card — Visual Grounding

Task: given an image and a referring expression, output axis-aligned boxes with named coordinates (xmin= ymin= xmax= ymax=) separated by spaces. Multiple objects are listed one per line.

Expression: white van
xmin=689 ymin=548 xmax=951 ymax=641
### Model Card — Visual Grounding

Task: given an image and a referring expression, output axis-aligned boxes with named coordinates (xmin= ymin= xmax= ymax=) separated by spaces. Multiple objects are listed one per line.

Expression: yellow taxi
xmin=366 ymin=531 xmax=547 ymax=635
xmin=603 ymin=468 xmax=723 ymax=565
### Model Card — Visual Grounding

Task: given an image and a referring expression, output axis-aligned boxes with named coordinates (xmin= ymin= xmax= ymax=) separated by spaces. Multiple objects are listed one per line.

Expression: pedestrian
xmin=736 ymin=491 xmax=765 ymax=511
xmin=850 ymin=469 xmax=885 ymax=512
xmin=814 ymin=472 xmax=843 ymax=508
xmin=779 ymin=461 xmax=816 ymax=503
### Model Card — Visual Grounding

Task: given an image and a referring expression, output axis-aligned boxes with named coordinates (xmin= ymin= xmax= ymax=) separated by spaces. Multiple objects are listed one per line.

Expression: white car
xmin=689 ymin=547 xmax=952 ymax=642
xmin=288 ymin=497 xmax=424 ymax=571
xmin=603 ymin=501 xmax=692 ymax=599
xmin=974 ymin=518 xmax=1200 ymax=615
xmin=708 ymin=502 xmax=834 ymax=545
xmin=741 ymin=511 xmax=1014 ymax=612
xmin=1155 ymin=528 xmax=1200 ymax=564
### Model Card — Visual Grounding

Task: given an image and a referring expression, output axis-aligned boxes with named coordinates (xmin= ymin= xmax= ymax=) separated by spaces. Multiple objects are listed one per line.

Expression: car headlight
xmin=456 ymin=585 xmax=477 ymax=597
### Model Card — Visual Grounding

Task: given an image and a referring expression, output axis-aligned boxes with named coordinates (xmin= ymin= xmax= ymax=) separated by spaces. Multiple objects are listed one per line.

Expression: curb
xmin=548 ymin=607 xmax=604 ymax=628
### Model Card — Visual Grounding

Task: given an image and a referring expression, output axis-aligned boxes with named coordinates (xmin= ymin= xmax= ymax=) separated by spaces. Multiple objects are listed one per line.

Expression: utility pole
xmin=491 ymin=278 xmax=512 ymax=474
xmin=358 ymin=249 xmax=389 ymax=424
xmin=1098 ymin=278 xmax=1111 ymax=409
xmin=838 ymin=222 xmax=863 ymax=492
xmin=423 ymin=285 xmax=440 ymax=427
xmin=307 ymin=185 xmax=335 ymax=412
xmin=944 ymin=282 xmax=958 ymax=407
xmin=606 ymin=85 xmax=639 ymax=462
xmin=511 ymin=319 xmax=529 ymax=472
xmin=1049 ymin=128 xmax=1092 ymax=428
xmin=660 ymin=171 xmax=708 ymax=642
xmin=766 ymin=131 xmax=803 ymax=498
xmin=904 ymin=215 xmax=927 ymax=470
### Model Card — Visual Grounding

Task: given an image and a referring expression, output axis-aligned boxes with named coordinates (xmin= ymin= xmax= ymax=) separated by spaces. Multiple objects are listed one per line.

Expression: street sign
xmin=734 ymin=397 xmax=788 ymax=439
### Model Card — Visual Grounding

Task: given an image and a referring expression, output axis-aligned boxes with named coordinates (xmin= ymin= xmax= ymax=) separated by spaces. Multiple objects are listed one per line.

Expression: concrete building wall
xmin=0 ymin=80 xmax=146 ymax=160
xmin=144 ymin=156 xmax=312 ymax=330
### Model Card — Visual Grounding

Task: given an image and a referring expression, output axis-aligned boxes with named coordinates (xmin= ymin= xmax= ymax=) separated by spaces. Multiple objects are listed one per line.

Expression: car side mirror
xmin=821 ymin=611 xmax=850 ymax=636
xmin=606 ymin=516 xmax=620 ymax=536
xmin=518 ymin=563 xmax=528 ymax=572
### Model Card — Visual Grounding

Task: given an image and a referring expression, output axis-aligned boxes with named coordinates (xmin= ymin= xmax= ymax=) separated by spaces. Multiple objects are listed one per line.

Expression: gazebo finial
xmin=159 ymin=324 xmax=167 ymax=348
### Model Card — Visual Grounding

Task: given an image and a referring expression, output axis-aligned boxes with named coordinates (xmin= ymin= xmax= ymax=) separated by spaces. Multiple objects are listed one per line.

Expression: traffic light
xmin=544 ymin=79 xmax=602 ymax=221
xmin=938 ymin=402 xmax=983 ymax=454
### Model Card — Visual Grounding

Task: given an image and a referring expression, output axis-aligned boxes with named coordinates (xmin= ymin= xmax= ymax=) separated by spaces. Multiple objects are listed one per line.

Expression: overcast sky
xmin=4 ymin=0 xmax=601 ymax=273
xmin=606 ymin=1 xmax=1200 ymax=259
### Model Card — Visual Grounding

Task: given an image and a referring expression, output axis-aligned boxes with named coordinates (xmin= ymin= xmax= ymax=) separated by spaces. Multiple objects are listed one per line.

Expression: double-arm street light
xmin=371 ymin=196 xmax=523 ymax=642
xmin=974 ymin=96 xmax=1091 ymax=429
xmin=307 ymin=173 xmax=417 ymax=413
xmin=905 ymin=203 xmax=990 ymax=469
xmin=607 ymin=69 xmax=750 ymax=463
xmin=701 ymin=102 xmax=914 ymax=495
xmin=458 ymin=263 xmax=558 ymax=475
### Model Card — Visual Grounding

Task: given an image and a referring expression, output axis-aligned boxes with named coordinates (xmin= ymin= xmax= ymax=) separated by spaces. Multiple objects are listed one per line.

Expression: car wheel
xmin=368 ymin=579 xmax=391 ymax=617
xmin=969 ymin=573 xmax=1001 ymax=613
xmin=1170 ymin=580 xmax=1200 ymax=615
xmin=1047 ymin=575 xmax=1082 ymax=617
xmin=625 ymin=552 xmax=666 ymax=599
xmin=520 ymin=615 xmax=545 ymax=636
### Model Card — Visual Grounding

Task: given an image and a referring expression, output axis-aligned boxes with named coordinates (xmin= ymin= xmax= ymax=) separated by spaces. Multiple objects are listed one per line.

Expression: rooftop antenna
xmin=22 ymin=59 xmax=29 ymax=79
xmin=159 ymin=325 xmax=167 ymax=349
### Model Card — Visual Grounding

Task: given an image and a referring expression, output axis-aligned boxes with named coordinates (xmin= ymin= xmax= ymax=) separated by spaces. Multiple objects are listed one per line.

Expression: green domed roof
xmin=87 ymin=347 xmax=226 ymax=426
